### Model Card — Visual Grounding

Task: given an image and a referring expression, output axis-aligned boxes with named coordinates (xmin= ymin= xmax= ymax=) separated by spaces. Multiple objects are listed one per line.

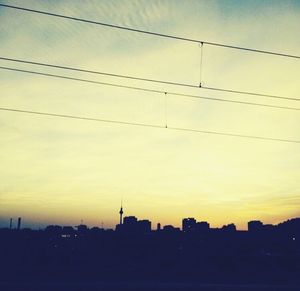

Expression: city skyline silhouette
xmin=1 ymin=206 xmax=300 ymax=290
xmin=2 ymin=202 xmax=300 ymax=233
xmin=3 ymin=206 xmax=300 ymax=232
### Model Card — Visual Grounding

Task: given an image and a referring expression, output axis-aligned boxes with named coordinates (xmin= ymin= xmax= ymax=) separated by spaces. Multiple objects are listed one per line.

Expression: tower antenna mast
xmin=119 ymin=198 xmax=124 ymax=225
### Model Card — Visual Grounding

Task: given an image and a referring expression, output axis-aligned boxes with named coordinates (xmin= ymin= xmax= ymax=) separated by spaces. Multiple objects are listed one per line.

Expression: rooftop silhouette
xmin=1 ymin=207 xmax=300 ymax=289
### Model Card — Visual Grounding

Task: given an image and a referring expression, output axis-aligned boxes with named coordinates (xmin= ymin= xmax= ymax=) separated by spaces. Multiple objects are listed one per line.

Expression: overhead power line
xmin=1 ymin=3 xmax=300 ymax=60
xmin=1 ymin=65 xmax=300 ymax=111
xmin=1 ymin=57 xmax=298 ymax=103
xmin=201 ymin=86 xmax=300 ymax=102
xmin=0 ymin=57 xmax=197 ymax=89
xmin=0 ymin=107 xmax=299 ymax=144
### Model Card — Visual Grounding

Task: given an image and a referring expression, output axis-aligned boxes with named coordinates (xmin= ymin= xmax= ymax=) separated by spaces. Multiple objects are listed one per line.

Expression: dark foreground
xmin=1 ymin=226 xmax=300 ymax=290
xmin=0 ymin=281 xmax=299 ymax=291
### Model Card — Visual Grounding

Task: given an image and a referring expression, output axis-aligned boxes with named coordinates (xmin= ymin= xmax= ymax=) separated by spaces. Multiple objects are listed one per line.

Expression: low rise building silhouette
xmin=182 ymin=218 xmax=196 ymax=232
xmin=182 ymin=218 xmax=210 ymax=233
xmin=248 ymin=220 xmax=263 ymax=232
xmin=221 ymin=223 xmax=236 ymax=232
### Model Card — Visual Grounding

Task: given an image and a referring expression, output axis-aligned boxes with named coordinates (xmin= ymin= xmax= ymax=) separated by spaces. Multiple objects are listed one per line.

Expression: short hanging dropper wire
xmin=199 ymin=42 xmax=204 ymax=87
xmin=164 ymin=92 xmax=168 ymax=128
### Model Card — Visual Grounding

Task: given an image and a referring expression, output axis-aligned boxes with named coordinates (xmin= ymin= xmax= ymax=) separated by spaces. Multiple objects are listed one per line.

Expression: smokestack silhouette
xmin=9 ymin=218 xmax=13 ymax=229
xmin=17 ymin=217 xmax=21 ymax=230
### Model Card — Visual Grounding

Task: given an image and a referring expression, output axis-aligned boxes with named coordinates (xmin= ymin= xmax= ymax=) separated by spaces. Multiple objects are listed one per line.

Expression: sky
xmin=0 ymin=0 xmax=300 ymax=230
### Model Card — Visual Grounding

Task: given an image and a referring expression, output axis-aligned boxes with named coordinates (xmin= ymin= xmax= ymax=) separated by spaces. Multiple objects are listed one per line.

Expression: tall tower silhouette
xmin=119 ymin=200 xmax=123 ymax=225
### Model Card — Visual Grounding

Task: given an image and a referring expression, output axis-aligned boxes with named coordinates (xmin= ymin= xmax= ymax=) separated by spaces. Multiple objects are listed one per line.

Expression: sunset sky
xmin=0 ymin=0 xmax=300 ymax=230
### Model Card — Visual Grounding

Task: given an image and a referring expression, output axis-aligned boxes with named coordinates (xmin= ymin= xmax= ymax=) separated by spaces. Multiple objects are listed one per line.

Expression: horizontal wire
xmin=0 ymin=65 xmax=163 ymax=93
xmin=0 ymin=107 xmax=162 ymax=129
xmin=201 ymin=86 xmax=300 ymax=102
xmin=1 ymin=65 xmax=300 ymax=111
xmin=0 ymin=56 xmax=197 ymax=89
xmin=169 ymin=127 xmax=300 ymax=144
xmin=1 ymin=56 xmax=299 ymax=103
xmin=0 ymin=4 xmax=300 ymax=59
xmin=0 ymin=107 xmax=299 ymax=144
xmin=170 ymin=92 xmax=300 ymax=110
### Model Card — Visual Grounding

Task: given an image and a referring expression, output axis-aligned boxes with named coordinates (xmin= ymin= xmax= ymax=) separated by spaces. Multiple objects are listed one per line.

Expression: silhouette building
xmin=116 ymin=215 xmax=151 ymax=234
xmin=17 ymin=217 xmax=21 ymax=230
xmin=77 ymin=224 xmax=88 ymax=234
xmin=221 ymin=223 xmax=236 ymax=232
xmin=182 ymin=218 xmax=210 ymax=233
xmin=163 ymin=225 xmax=180 ymax=232
xmin=123 ymin=216 xmax=137 ymax=225
xmin=138 ymin=219 xmax=151 ymax=233
xmin=182 ymin=218 xmax=196 ymax=232
xmin=157 ymin=223 xmax=161 ymax=231
xmin=196 ymin=221 xmax=210 ymax=233
xmin=248 ymin=220 xmax=263 ymax=232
